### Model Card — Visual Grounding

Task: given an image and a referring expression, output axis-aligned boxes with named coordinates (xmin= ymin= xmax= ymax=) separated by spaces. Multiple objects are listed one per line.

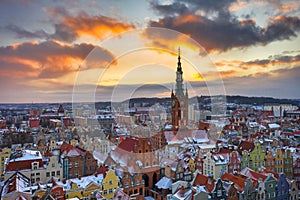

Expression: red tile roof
xmin=6 ymin=159 xmax=43 ymax=172
xmin=60 ymin=142 xmax=85 ymax=157
xmin=95 ymin=165 xmax=108 ymax=177
xmin=221 ymin=173 xmax=246 ymax=192
xmin=241 ymin=168 xmax=267 ymax=182
xmin=260 ymin=168 xmax=279 ymax=180
xmin=237 ymin=140 xmax=255 ymax=155
xmin=117 ymin=137 xmax=139 ymax=152
xmin=193 ymin=173 xmax=215 ymax=193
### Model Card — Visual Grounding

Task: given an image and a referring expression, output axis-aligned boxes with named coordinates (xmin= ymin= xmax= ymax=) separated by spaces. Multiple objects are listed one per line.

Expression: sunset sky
xmin=1 ymin=0 xmax=300 ymax=103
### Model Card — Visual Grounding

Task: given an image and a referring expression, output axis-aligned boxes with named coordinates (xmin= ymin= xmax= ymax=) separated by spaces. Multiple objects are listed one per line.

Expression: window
xmin=217 ymin=190 xmax=222 ymax=197
xmin=52 ymin=163 xmax=55 ymax=168
xmin=33 ymin=162 xmax=38 ymax=170
xmin=57 ymin=171 xmax=60 ymax=176
xmin=75 ymin=162 xmax=79 ymax=168
xmin=125 ymin=182 xmax=129 ymax=187
xmin=36 ymin=173 xmax=40 ymax=176
xmin=52 ymin=171 xmax=55 ymax=176
xmin=109 ymin=188 xmax=113 ymax=193
xmin=75 ymin=172 xmax=78 ymax=178
xmin=109 ymin=180 xmax=112 ymax=185
xmin=104 ymin=190 xmax=107 ymax=195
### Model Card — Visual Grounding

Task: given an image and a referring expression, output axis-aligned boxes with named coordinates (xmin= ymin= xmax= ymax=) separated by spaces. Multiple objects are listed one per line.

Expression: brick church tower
xmin=171 ymin=48 xmax=188 ymax=130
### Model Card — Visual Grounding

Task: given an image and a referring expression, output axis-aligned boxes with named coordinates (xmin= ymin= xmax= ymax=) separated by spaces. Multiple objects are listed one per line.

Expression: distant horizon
xmin=0 ymin=94 xmax=299 ymax=105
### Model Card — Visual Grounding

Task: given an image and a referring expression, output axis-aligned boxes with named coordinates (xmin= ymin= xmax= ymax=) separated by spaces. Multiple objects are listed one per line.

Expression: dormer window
xmin=32 ymin=162 xmax=39 ymax=170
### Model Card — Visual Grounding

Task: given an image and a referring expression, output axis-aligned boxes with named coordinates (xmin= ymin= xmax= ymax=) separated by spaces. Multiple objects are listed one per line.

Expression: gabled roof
xmin=193 ymin=173 xmax=215 ymax=193
xmin=241 ymin=167 xmax=267 ymax=182
xmin=260 ymin=168 xmax=279 ymax=180
xmin=221 ymin=173 xmax=246 ymax=192
xmin=95 ymin=165 xmax=108 ymax=177
xmin=117 ymin=137 xmax=139 ymax=152
xmin=237 ymin=140 xmax=255 ymax=155
xmin=1 ymin=172 xmax=31 ymax=198
xmin=60 ymin=142 xmax=85 ymax=158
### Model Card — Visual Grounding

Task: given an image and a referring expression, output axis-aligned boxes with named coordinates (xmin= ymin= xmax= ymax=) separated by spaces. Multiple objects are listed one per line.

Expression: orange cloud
xmin=278 ymin=1 xmax=300 ymax=12
xmin=175 ymin=14 xmax=204 ymax=25
xmin=0 ymin=41 xmax=116 ymax=81
xmin=59 ymin=15 xmax=135 ymax=41
xmin=229 ymin=1 xmax=248 ymax=12
xmin=220 ymin=70 xmax=237 ymax=78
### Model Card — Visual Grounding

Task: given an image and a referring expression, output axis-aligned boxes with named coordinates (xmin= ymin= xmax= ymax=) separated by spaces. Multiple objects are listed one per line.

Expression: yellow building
xmin=275 ymin=148 xmax=284 ymax=173
xmin=203 ymin=152 xmax=228 ymax=179
xmin=0 ymin=148 xmax=11 ymax=180
xmin=249 ymin=142 xmax=265 ymax=171
xmin=102 ymin=169 xmax=119 ymax=199
xmin=188 ymin=157 xmax=196 ymax=173
xmin=65 ymin=182 xmax=83 ymax=199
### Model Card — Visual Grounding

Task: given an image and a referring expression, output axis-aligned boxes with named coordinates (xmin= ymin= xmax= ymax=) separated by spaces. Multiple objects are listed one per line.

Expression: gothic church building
xmin=171 ymin=48 xmax=188 ymax=130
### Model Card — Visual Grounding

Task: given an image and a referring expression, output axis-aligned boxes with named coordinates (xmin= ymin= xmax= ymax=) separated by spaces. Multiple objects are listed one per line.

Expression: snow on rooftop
xmin=268 ymin=123 xmax=280 ymax=129
xmin=10 ymin=150 xmax=42 ymax=162
xmin=155 ymin=177 xmax=172 ymax=190
xmin=198 ymin=144 xmax=216 ymax=149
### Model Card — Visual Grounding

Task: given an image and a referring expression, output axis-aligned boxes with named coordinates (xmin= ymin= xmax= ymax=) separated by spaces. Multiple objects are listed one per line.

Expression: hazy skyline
xmin=1 ymin=0 xmax=300 ymax=103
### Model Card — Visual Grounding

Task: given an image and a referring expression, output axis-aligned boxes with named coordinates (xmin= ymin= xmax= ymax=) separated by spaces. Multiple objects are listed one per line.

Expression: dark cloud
xmin=150 ymin=0 xmax=236 ymax=15
xmin=0 ymin=40 xmax=116 ymax=78
xmin=0 ymin=40 xmax=95 ymax=62
xmin=45 ymin=6 xmax=69 ymax=18
xmin=262 ymin=16 xmax=300 ymax=42
xmin=150 ymin=1 xmax=189 ymax=16
xmin=6 ymin=25 xmax=49 ymax=39
xmin=149 ymin=14 xmax=300 ymax=52
xmin=7 ymin=13 xmax=135 ymax=42
xmin=148 ymin=1 xmax=300 ymax=52
xmin=241 ymin=53 xmax=300 ymax=69
xmin=223 ymin=66 xmax=300 ymax=99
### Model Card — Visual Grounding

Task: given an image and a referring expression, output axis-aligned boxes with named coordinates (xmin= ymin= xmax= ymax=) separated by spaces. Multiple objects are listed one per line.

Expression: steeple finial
xmin=177 ymin=47 xmax=181 ymax=69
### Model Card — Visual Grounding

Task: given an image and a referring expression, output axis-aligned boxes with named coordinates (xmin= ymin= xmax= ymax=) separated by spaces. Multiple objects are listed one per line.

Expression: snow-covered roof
xmin=155 ymin=177 xmax=172 ymax=190
xmin=268 ymin=123 xmax=280 ymax=129
xmin=10 ymin=150 xmax=42 ymax=162
xmin=59 ymin=174 xmax=104 ymax=189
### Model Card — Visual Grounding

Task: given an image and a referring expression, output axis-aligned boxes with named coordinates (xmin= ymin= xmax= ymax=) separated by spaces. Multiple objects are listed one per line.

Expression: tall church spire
xmin=175 ymin=47 xmax=184 ymax=97
xmin=171 ymin=47 xmax=189 ymax=130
